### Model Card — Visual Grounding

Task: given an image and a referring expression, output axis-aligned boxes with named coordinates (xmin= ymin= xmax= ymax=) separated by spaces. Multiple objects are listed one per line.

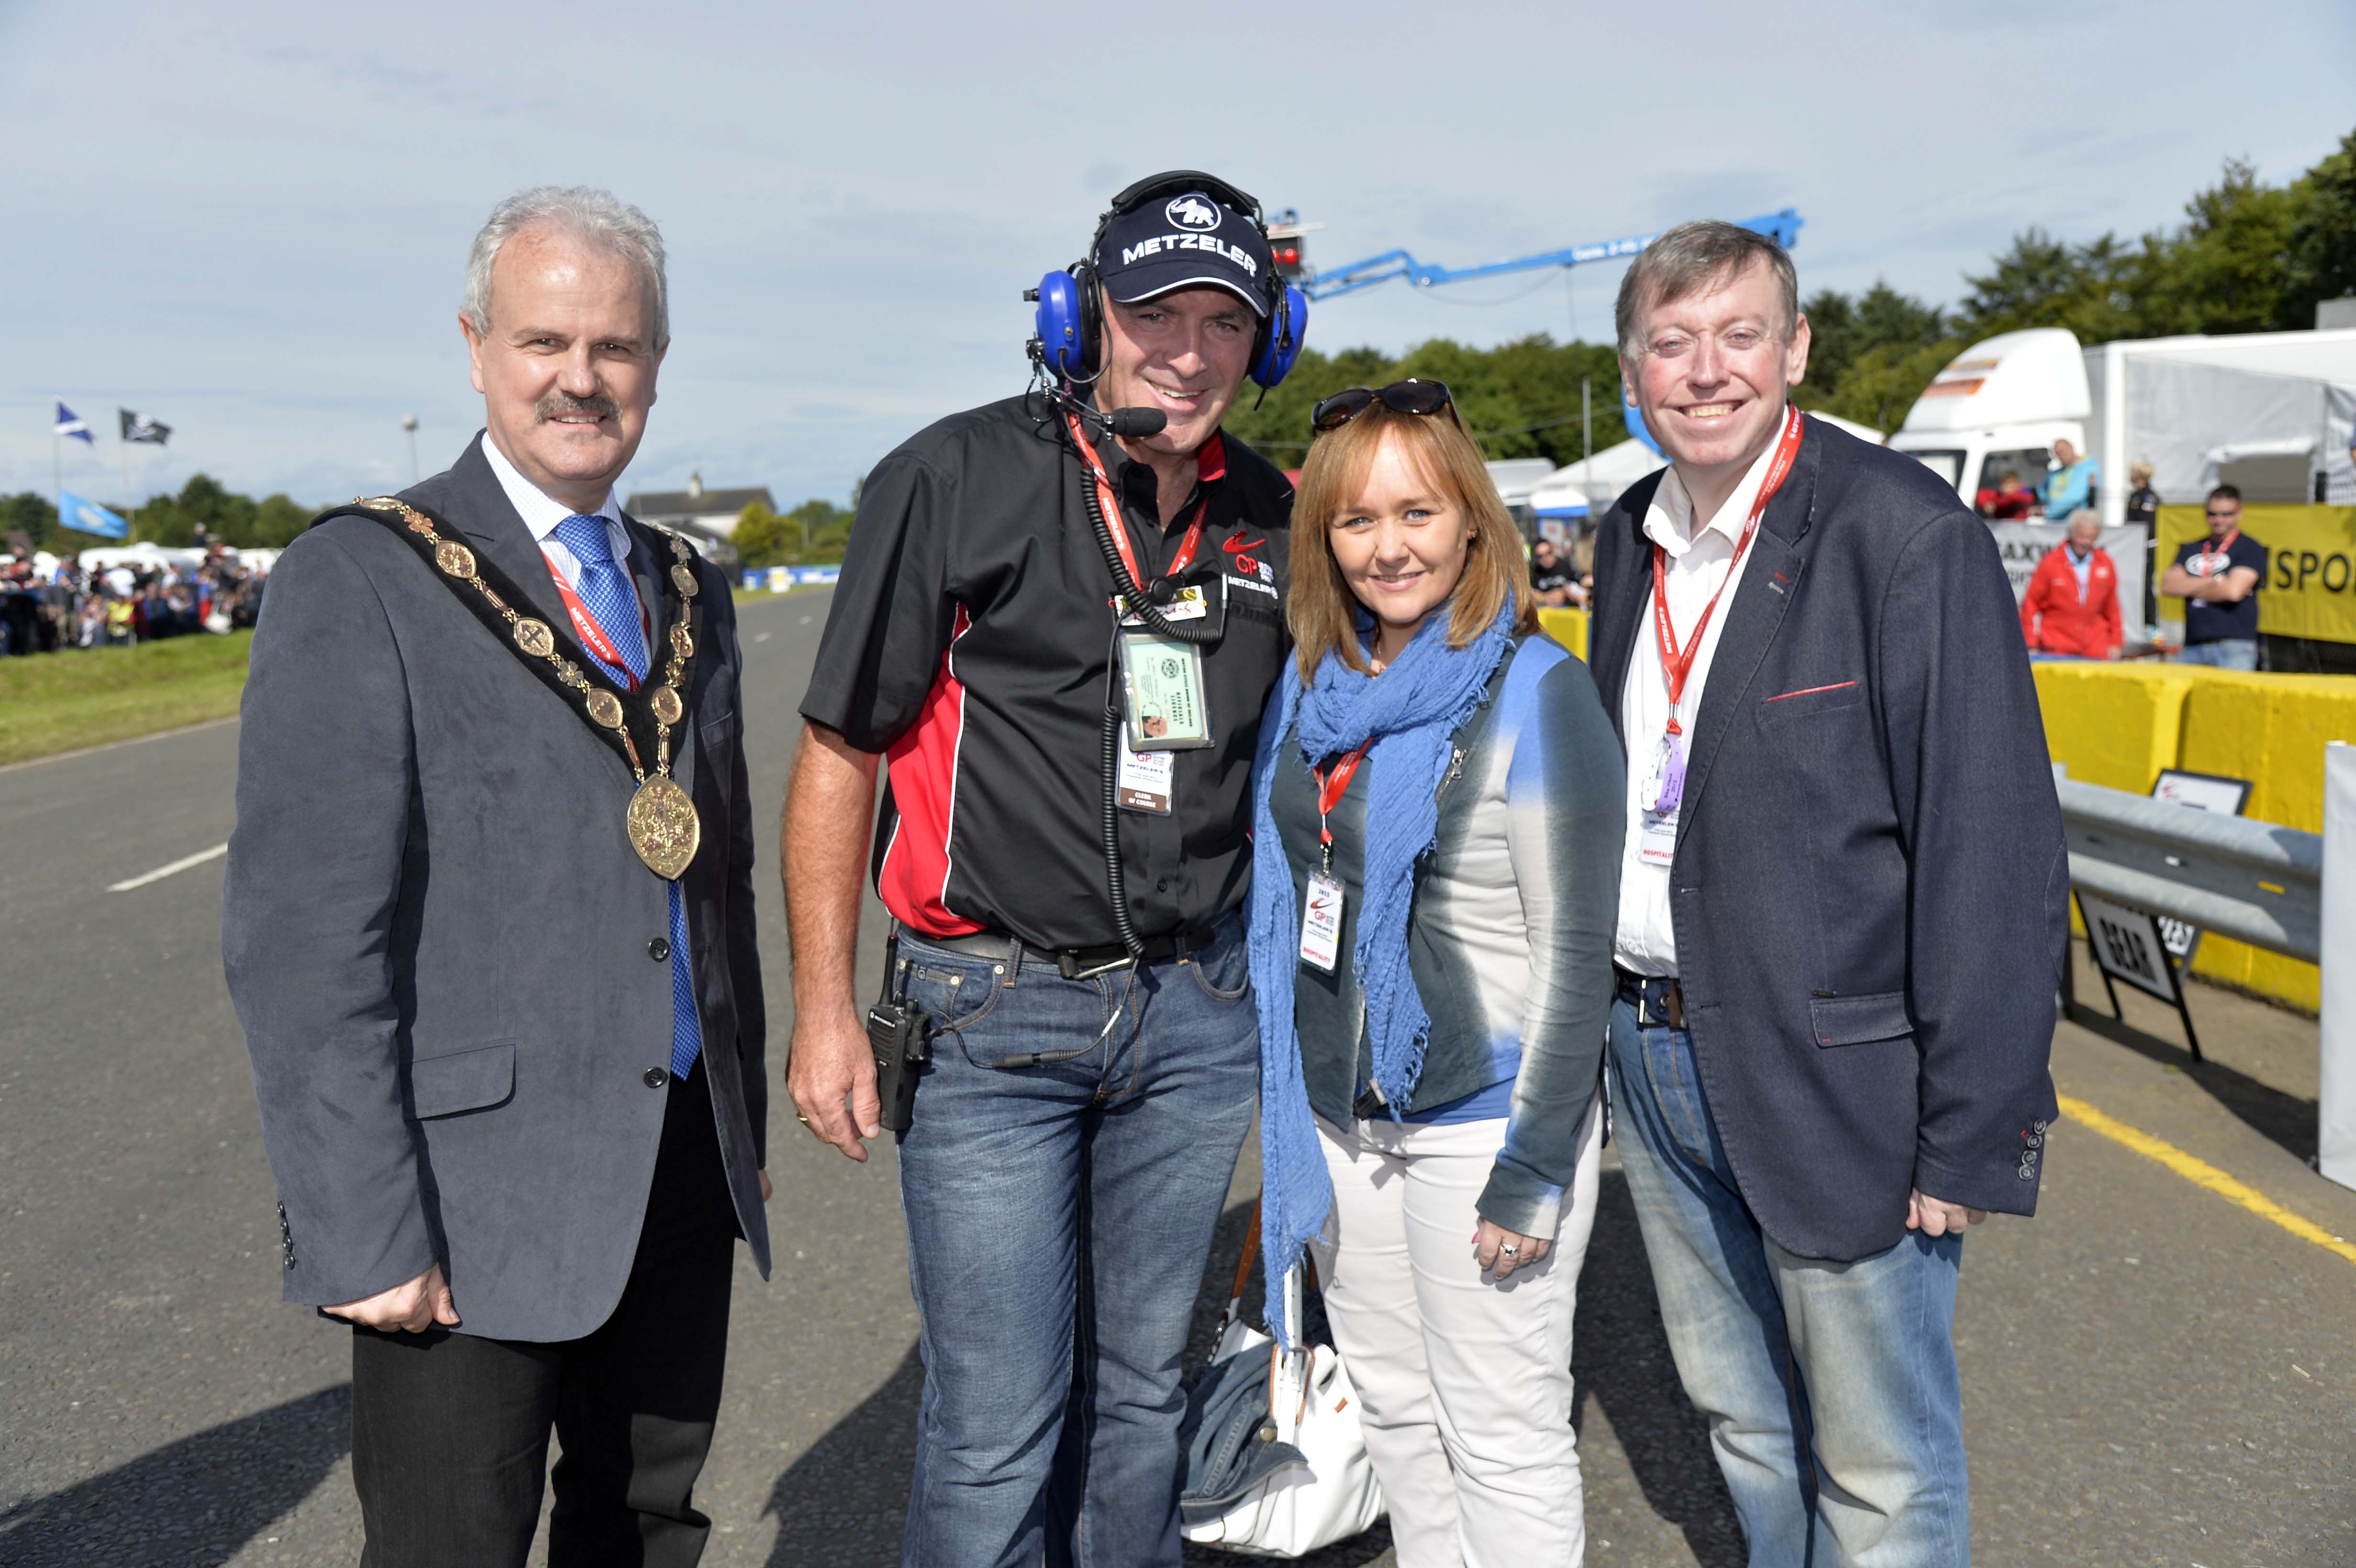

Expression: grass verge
xmin=0 ymin=633 xmax=253 ymax=766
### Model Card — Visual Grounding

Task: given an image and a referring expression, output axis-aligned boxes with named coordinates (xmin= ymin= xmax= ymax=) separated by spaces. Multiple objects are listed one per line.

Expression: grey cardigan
xmin=1268 ymin=632 xmax=1625 ymax=1233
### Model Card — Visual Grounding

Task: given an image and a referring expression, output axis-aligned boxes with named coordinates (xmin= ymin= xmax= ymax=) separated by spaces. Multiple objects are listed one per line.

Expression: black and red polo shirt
xmin=800 ymin=391 xmax=1294 ymax=950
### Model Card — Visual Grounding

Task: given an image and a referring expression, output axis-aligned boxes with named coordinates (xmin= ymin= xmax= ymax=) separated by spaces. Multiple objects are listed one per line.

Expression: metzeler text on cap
xmin=1096 ymin=192 xmax=1273 ymax=316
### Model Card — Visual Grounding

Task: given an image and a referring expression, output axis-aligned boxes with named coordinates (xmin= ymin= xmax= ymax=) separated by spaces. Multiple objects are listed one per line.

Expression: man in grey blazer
xmin=1588 ymin=222 xmax=2066 ymax=1564
xmin=223 ymin=186 xmax=768 ymax=1567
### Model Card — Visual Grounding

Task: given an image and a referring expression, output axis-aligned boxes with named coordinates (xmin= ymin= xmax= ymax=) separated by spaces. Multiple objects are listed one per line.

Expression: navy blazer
xmin=224 ymin=438 xmax=770 ymax=1341
xmin=1591 ymin=414 xmax=2066 ymax=1261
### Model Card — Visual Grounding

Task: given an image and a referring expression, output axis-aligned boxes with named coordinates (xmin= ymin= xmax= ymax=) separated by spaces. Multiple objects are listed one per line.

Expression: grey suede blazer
xmin=222 ymin=436 xmax=769 ymax=1343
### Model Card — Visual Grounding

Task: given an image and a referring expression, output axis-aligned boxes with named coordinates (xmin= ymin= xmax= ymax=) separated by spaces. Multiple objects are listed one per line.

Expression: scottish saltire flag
xmin=58 ymin=491 xmax=129 ymax=540
xmin=119 ymin=408 xmax=172 ymax=445
xmin=54 ymin=402 xmax=94 ymax=443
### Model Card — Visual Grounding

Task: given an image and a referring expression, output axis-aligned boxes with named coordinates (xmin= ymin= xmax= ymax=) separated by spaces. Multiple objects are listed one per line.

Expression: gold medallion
xmin=585 ymin=689 xmax=625 ymax=729
xmin=669 ymin=622 xmax=694 ymax=658
xmin=670 ymin=563 xmax=699 ymax=597
xmin=513 ymin=618 xmax=556 ymax=658
xmin=434 ymin=541 xmax=477 ymax=578
xmin=626 ymin=774 xmax=701 ymax=880
xmin=650 ymin=683 xmax=684 ymax=725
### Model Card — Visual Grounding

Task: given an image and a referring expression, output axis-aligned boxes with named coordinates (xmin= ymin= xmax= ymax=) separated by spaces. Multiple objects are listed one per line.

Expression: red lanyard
xmin=1651 ymin=404 xmax=1804 ymax=737
xmin=2195 ymin=528 xmax=2239 ymax=571
xmin=1067 ymin=412 xmax=1208 ymax=590
xmin=1313 ymin=741 xmax=1374 ymax=856
xmin=543 ymin=549 xmax=644 ymax=690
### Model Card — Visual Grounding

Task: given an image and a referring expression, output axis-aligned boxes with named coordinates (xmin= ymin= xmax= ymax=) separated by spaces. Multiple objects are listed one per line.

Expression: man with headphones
xmin=784 ymin=173 xmax=1306 ymax=1565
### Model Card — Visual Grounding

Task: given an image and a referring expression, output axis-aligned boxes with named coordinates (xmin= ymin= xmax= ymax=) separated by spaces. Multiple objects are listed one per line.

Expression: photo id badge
xmin=1299 ymin=871 xmax=1344 ymax=972
xmin=1116 ymin=733 xmax=1174 ymax=814
xmin=1119 ymin=632 xmax=1213 ymax=751
xmin=1638 ymin=731 xmax=1685 ymax=868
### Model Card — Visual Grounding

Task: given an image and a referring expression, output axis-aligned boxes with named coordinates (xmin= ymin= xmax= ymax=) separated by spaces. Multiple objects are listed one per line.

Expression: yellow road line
xmin=2057 ymin=1094 xmax=2356 ymax=1267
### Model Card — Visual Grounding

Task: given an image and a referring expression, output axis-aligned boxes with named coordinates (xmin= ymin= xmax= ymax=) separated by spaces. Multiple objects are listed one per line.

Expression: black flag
xmin=119 ymin=409 xmax=172 ymax=445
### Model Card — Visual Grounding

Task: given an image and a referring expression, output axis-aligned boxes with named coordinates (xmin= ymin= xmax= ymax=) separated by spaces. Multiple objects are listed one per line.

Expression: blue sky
xmin=5 ymin=0 xmax=2352 ymax=512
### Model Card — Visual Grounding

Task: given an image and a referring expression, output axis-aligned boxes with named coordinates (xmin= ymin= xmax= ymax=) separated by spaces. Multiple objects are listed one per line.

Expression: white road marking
xmin=755 ymin=632 xmax=772 ymax=643
xmin=108 ymin=843 xmax=228 ymax=892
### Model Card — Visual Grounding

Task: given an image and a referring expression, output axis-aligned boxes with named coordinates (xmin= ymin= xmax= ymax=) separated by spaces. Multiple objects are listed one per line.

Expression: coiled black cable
xmin=1073 ymin=426 xmax=1221 ymax=956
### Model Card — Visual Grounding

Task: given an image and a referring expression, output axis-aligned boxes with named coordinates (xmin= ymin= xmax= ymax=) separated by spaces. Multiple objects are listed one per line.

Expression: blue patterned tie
xmin=552 ymin=514 xmax=703 ymax=1082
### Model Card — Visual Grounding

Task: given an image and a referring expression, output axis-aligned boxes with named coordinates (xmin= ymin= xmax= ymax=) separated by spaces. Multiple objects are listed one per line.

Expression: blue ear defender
xmin=1034 ymin=268 xmax=1091 ymax=379
xmin=1032 ymin=269 xmax=1307 ymax=389
xmin=1250 ymin=282 xmax=1309 ymax=390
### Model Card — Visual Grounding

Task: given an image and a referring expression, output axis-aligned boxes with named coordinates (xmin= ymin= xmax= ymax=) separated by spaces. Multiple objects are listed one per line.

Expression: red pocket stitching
xmin=1763 ymin=680 xmax=1858 ymax=703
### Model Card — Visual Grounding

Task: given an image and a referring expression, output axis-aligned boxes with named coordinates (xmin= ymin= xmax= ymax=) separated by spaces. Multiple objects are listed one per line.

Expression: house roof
xmin=625 ymin=486 xmax=773 ymax=517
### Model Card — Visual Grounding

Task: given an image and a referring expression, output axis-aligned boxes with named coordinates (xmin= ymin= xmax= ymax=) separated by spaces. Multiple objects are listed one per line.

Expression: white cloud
xmin=4 ymin=0 xmax=2351 ymax=508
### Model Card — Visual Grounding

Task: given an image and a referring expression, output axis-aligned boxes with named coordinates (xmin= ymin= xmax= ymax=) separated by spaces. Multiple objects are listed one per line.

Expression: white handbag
xmin=1179 ymin=1212 xmax=1386 ymax=1557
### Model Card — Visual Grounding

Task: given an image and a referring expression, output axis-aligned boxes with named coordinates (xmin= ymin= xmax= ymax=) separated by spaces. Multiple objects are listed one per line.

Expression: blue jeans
xmin=2175 ymin=637 xmax=2259 ymax=670
xmin=894 ymin=917 xmax=1260 ymax=1568
xmin=1606 ymin=1000 xmax=1968 ymax=1567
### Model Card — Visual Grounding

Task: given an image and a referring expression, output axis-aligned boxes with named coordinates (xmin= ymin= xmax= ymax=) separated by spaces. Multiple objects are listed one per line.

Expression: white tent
xmin=2085 ymin=329 xmax=2356 ymax=521
xmin=79 ymin=541 xmax=204 ymax=572
xmin=1811 ymin=411 xmax=1886 ymax=445
xmin=1485 ymin=458 xmax=1560 ymax=512
xmin=1527 ymin=438 xmax=1668 ymax=518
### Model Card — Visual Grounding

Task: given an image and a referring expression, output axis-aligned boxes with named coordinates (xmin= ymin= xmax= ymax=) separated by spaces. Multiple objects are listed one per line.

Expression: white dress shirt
xmin=478 ymin=431 xmax=632 ymax=596
xmin=1612 ymin=427 xmax=1788 ymax=977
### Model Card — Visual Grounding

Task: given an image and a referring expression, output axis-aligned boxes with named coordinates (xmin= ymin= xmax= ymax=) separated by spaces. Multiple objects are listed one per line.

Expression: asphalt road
xmin=4 ymin=588 xmax=2354 ymax=1567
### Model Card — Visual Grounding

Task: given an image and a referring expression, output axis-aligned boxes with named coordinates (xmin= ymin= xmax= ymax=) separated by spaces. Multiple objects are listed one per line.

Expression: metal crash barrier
xmin=2058 ymin=771 xmax=2323 ymax=1061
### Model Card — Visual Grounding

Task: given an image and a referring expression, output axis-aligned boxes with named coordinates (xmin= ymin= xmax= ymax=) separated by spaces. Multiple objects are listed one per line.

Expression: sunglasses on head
xmin=1311 ymin=379 xmax=1457 ymax=432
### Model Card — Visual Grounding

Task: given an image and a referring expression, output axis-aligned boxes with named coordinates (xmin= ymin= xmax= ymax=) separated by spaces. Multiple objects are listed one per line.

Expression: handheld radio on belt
xmin=865 ymin=925 xmax=927 ymax=1132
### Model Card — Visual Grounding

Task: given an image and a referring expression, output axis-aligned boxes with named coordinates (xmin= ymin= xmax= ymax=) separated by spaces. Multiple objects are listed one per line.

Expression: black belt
xmin=912 ymin=925 xmax=1221 ymax=981
xmin=1614 ymin=964 xmax=1685 ymax=1029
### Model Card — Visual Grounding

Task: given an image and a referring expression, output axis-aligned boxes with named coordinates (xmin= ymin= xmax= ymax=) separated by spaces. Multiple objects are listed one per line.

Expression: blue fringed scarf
xmin=1247 ymin=603 xmax=1516 ymax=1342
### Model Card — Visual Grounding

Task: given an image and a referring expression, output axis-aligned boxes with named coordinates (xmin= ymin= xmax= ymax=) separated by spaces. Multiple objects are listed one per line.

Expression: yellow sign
xmin=2156 ymin=504 xmax=2356 ymax=645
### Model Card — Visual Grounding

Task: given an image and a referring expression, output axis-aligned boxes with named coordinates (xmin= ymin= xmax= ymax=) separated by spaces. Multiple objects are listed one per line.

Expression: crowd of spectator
xmin=0 ymin=542 xmax=271 ymax=657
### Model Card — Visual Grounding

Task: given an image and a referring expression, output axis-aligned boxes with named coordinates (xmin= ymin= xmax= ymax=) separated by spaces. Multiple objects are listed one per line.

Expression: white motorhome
xmin=1887 ymin=328 xmax=2090 ymax=513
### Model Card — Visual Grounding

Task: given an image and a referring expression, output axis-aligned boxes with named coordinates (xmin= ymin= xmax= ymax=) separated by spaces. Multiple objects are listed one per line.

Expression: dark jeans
xmin=351 ymin=1060 xmax=741 ymax=1568
xmin=893 ymin=916 xmax=1261 ymax=1568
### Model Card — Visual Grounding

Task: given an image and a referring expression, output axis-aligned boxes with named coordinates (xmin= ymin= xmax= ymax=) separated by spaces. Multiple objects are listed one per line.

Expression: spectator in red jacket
xmin=2020 ymin=510 xmax=2122 ymax=658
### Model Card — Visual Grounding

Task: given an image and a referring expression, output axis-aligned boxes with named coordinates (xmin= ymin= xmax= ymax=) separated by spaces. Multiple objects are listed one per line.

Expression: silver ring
xmin=1499 ymin=1242 xmax=1518 ymax=1257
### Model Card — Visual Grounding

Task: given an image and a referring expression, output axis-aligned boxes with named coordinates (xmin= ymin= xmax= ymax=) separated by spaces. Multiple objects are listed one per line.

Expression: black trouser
xmin=351 ymin=1060 xmax=741 ymax=1568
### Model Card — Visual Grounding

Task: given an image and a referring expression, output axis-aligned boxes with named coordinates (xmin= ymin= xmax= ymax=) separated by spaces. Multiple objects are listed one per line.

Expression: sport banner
xmin=2157 ymin=504 xmax=2356 ymax=645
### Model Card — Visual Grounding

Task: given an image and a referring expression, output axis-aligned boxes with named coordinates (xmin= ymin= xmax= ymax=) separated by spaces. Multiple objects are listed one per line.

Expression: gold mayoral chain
xmin=342 ymin=496 xmax=705 ymax=881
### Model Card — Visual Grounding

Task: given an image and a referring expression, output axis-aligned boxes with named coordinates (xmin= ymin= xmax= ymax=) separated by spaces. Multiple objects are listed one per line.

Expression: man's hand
xmin=781 ymin=720 xmax=885 ymax=1165
xmin=787 ymin=1010 xmax=882 ymax=1161
xmin=759 ymin=1169 xmax=773 ymax=1202
xmin=323 ymin=1263 xmax=459 ymax=1333
xmin=1906 ymin=1189 xmax=1988 ymax=1237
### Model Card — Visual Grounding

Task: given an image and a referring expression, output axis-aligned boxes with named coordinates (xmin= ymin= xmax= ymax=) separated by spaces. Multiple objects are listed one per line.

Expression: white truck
xmin=1887 ymin=327 xmax=2091 ymax=516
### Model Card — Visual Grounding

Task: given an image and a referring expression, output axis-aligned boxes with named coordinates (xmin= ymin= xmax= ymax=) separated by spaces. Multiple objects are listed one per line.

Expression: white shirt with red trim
xmin=1613 ymin=427 xmax=1787 ymax=978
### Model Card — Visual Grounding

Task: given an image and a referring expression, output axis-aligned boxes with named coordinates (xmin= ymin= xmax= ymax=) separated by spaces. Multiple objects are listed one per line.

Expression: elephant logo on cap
xmin=1166 ymin=195 xmax=1222 ymax=231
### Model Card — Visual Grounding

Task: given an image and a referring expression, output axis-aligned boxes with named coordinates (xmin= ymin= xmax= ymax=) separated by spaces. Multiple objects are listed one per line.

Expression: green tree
xmin=251 ymin=495 xmax=312 ymax=547
xmin=733 ymin=498 xmax=855 ymax=568
xmin=2284 ymin=129 xmax=2356 ymax=326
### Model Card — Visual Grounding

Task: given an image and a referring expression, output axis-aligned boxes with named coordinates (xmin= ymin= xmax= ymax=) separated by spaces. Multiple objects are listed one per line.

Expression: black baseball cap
xmin=1095 ymin=188 xmax=1275 ymax=317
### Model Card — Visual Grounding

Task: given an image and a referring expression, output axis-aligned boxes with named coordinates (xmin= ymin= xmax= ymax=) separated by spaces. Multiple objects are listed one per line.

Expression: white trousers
xmin=1309 ymin=1100 xmax=1604 ymax=1568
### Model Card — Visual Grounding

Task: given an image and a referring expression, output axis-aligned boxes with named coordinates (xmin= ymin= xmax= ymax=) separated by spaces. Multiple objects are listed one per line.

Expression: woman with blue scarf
xmin=1248 ymin=381 xmax=1624 ymax=1566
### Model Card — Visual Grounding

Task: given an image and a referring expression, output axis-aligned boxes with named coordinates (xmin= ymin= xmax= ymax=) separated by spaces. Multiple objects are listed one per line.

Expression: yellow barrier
xmin=1536 ymin=606 xmax=1590 ymax=660
xmin=1539 ymin=602 xmax=2350 ymax=1009
xmin=2036 ymin=659 xmax=2356 ymax=1010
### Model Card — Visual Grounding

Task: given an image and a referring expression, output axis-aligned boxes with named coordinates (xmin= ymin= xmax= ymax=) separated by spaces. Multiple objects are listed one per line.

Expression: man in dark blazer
xmin=223 ymin=186 xmax=768 ymax=1567
xmin=1589 ymin=222 xmax=2065 ymax=1564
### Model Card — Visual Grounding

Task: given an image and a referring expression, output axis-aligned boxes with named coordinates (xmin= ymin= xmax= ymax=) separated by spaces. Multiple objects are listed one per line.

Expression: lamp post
xmin=401 ymin=414 xmax=420 ymax=484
